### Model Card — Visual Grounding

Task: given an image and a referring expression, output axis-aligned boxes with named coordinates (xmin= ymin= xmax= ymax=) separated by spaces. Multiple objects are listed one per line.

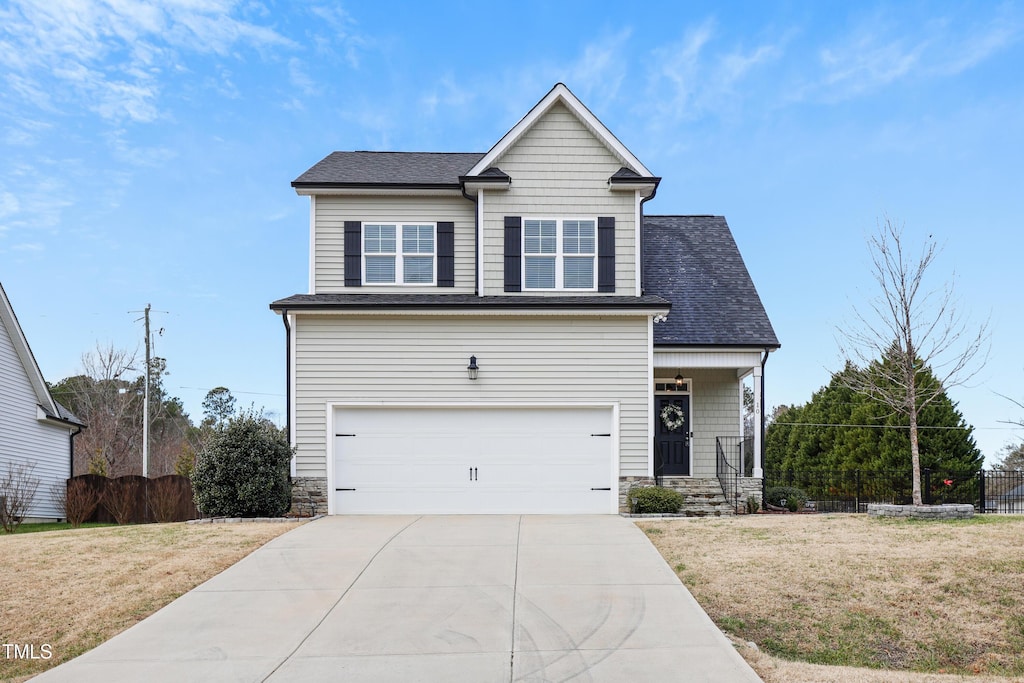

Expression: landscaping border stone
xmin=867 ymin=503 xmax=973 ymax=520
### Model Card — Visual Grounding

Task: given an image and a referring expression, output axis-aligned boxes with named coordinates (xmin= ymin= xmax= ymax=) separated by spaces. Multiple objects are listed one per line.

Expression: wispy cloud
xmin=645 ymin=19 xmax=782 ymax=128
xmin=802 ymin=8 xmax=1023 ymax=103
xmin=307 ymin=4 xmax=366 ymax=68
xmin=420 ymin=75 xmax=475 ymax=116
xmin=0 ymin=0 xmax=294 ymax=123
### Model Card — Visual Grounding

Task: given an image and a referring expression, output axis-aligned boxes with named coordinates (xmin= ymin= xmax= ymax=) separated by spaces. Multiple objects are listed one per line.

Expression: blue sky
xmin=2 ymin=1 xmax=1022 ymax=464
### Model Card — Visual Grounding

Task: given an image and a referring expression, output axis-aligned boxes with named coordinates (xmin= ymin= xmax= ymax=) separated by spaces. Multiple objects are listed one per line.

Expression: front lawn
xmin=0 ymin=521 xmax=301 ymax=681
xmin=2 ymin=522 xmax=116 ymax=535
xmin=639 ymin=514 xmax=1024 ymax=683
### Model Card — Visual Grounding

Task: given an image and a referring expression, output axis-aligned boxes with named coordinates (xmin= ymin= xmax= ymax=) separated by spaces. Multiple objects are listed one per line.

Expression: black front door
xmin=656 ymin=395 xmax=691 ymax=476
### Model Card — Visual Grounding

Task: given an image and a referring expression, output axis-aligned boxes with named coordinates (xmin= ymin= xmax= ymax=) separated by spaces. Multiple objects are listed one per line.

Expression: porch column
xmin=752 ymin=365 xmax=763 ymax=477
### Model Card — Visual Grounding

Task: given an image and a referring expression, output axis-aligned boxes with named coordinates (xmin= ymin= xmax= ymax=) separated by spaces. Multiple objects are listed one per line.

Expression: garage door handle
xmin=591 ymin=487 xmax=611 ymax=491
xmin=591 ymin=433 xmax=611 ymax=437
xmin=335 ymin=434 xmax=356 ymax=437
xmin=336 ymin=488 xmax=356 ymax=491
xmin=469 ymin=467 xmax=478 ymax=481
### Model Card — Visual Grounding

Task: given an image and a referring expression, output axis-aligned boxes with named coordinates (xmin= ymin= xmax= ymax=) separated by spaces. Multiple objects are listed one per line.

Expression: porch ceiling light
xmin=467 ymin=355 xmax=479 ymax=380
xmin=675 ymin=373 xmax=684 ymax=386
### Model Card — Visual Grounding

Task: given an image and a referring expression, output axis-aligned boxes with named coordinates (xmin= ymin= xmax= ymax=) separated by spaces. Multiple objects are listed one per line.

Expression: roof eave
xmin=609 ymin=176 xmax=660 ymax=197
xmin=293 ymin=183 xmax=465 ymax=197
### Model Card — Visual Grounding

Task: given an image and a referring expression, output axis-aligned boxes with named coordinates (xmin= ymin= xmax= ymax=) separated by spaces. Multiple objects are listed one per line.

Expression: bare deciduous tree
xmin=0 ymin=462 xmax=41 ymax=532
xmin=838 ymin=218 xmax=989 ymax=505
xmin=57 ymin=344 xmax=142 ymax=476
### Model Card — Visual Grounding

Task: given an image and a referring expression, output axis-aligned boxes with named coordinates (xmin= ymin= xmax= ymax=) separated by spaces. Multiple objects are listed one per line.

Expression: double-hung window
xmin=523 ymin=218 xmax=596 ymax=290
xmin=363 ymin=223 xmax=435 ymax=285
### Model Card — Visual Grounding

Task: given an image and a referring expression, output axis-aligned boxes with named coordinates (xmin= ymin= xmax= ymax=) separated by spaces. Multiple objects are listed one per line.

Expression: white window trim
xmin=362 ymin=221 xmax=438 ymax=286
xmin=521 ymin=217 xmax=598 ymax=291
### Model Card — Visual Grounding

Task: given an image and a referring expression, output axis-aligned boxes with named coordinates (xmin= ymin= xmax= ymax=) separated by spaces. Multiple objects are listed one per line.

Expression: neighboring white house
xmin=0 ymin=281 xmax=84 ymax=522
xmin=271 ymin=84 xmax=779 ymax=515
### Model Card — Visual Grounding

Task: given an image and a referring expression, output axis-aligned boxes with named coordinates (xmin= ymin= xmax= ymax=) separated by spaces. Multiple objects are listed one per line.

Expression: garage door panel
xmin=333 ymin=406 xmax=614 ymax=514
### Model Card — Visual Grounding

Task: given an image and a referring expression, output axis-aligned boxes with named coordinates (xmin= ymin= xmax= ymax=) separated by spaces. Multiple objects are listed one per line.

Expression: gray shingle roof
xmin=293 ymin=152 xmax=484 ymax=187
xmin=643 ymin=216 xmax=779 ymax=348
xmin=42 ymin=400 xmax=86 ymax=427
xmin=271 ymin=294 xmax=670 ymax=311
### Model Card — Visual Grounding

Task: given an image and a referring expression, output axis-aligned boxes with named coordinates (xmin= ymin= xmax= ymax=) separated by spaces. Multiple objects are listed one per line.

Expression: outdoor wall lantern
xmin=675 ymin=373 xmax=684 ymax=387
xmin=467 ymin=355 xmax=479 ymax=380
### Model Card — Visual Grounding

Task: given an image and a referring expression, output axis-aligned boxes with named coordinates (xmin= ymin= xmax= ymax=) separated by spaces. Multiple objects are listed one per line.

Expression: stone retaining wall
xmin=867 ymin=503 xmax=974 ymax=520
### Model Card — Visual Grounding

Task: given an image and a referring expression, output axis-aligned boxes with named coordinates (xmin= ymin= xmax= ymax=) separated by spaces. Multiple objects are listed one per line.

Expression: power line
xmin=773 ymin=422 xmax=1018 ymax=431
xmin=176 ymin=386 xmax=284 ymax=397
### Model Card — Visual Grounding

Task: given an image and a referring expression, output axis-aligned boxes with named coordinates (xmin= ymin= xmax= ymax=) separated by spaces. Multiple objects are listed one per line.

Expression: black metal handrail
xmin=716 ymin=437 xmax=743 ymax=513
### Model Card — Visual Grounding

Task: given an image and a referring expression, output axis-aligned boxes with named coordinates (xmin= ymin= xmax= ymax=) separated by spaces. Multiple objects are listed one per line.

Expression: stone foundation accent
xmin=290 ymin=476 xmax=328 ymax=517
xmin=738 ymin=477 xmax=763 ymax=511
xmin=619 ymin=476 xmax=656 ymax=513
xmin=867 ymin=503 xmax=974 ymax=520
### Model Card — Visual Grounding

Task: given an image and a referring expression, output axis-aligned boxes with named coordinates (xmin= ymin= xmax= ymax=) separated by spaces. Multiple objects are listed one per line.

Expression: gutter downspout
xmin=638 ymin=185 xmax=659 ymax=294
xmin=460 ymin=185 xmax=480 ymax=295
xmin=69 ymin=425 xmax=83 ymax=478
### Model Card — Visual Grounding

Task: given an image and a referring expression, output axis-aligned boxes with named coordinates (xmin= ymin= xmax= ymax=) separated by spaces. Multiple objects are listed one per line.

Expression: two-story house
xmin=271 ymin=84 xmax=778 ymax=515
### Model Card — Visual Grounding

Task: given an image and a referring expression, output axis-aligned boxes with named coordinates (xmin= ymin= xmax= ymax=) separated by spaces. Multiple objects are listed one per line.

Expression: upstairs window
xmin=523 ymin=218 xmax=596 ymax=290
xmin=363 ymin=223 xmax=435 ymax=285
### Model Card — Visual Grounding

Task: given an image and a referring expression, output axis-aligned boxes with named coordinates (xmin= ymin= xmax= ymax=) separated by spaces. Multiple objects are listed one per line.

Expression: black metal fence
xmin=764 ymin=468 xmax=1024 ymax=513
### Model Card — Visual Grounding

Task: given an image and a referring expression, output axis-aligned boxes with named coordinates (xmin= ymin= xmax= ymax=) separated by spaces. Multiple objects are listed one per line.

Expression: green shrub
xmin=746 ymin=495 xmax=760 ymax=514
xmin=765 ymin=486 xmax=808 ymax=512
xmin=629 ymin=486 xmax=683 ymax=514
xmin=191 ymin=410 xmax=293 ymax=517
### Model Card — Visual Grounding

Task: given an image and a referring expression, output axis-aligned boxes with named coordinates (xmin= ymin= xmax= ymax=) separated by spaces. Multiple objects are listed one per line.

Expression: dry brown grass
xmin=639 ymin=514 xmax=1024 ymax=683
xmin=0 ymin=521 xmax=301 ymax=681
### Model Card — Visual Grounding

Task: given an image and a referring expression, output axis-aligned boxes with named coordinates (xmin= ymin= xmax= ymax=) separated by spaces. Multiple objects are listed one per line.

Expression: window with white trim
xmin=523 ymin=218 xmax=596 ymax=290
xmin=363 ymin=223 xmax=435 ymax=285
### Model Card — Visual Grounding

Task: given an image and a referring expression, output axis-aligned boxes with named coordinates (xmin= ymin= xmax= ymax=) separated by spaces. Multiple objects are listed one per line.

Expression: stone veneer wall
xmin=291 ymin=476 xmax=328 ymax=516
xmin=738 ymin=477 xmax=763 ymax=509
xmin=619 ymin=476 xmax=657 ymax=513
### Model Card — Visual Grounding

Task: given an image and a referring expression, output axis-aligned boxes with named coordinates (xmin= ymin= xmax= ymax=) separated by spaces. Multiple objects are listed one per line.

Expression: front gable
xmin=476 ymin=100 xmax=653 ymax=296
xmin=467 ymin=83 xmax=653 ymax=179
xmin=295 ymin=84 xmax=660 ymax=299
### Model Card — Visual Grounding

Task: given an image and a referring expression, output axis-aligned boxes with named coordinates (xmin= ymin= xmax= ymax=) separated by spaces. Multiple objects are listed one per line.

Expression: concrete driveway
xmin=35 ymin=515 xmax=761 ymax=682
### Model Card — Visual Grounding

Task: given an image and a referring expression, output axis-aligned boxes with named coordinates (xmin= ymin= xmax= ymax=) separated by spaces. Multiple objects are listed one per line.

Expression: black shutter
xmin=344 ymin=221 xmax=362 ymax=287
xmin=437 ymin=221 xmax=455 ymax=287
xmin=504 ymin=216 xmax=522 ymax=292
xmin=598 ymin=217 xmax=615 ymax=292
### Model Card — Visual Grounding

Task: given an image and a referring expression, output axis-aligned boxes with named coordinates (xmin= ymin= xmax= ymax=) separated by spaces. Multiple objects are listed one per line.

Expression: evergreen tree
xmin=766 ymin=361 xmax=980 ymax=475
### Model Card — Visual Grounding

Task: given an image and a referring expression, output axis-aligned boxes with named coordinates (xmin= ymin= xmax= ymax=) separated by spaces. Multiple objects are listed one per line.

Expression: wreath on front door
xmin=660 ymin=404 xmax=686 ymax=432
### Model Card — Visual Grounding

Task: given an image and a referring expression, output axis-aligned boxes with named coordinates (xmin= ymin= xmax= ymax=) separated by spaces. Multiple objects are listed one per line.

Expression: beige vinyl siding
xmin=313 ymin=195 xmax=476 ymax=293
xmin=481 ymin=103 xmax=638 ymax=295
xmin=0 ymin=317 xmax=70 ymax=519
xmin=292 ymin=314 xmax=650 ymax=479
xmin=689 ymin=369 xmax=742 ymax=477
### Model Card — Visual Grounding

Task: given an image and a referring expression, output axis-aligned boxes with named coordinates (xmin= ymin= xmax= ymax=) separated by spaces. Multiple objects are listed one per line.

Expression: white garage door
xmin=332 ymin=406 xmax=614 ymax=514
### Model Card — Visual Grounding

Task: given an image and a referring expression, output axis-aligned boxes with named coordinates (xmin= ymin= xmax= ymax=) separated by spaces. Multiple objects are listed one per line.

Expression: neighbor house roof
xmin=292 ymin=152 xmax=484 ymax=188
xmin=643 ymin=216 xmax=779 ymax=348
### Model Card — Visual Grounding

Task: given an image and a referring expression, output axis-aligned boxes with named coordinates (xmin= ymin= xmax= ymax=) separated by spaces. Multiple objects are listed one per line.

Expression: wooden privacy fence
xmin=70 ymin=474 xmax=200 ymax=524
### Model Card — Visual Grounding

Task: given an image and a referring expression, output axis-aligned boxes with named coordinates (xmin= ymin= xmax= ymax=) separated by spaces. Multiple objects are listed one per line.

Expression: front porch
xmin=619 ymin=347 xmax=771 ymax=515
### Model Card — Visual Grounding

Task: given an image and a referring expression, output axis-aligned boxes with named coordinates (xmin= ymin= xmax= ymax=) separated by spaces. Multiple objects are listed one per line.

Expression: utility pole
xmin=143 ymin=303 xmax=151 ymax=478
